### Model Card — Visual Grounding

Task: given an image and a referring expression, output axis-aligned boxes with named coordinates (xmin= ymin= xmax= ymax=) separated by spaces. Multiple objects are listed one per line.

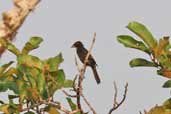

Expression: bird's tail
xmin=91 ymin=66 xmax=101 ymax=84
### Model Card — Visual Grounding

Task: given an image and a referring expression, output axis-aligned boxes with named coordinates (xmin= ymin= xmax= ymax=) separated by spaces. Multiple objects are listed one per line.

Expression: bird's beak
xmin=71 ymin=44 xmax=75 ymax=48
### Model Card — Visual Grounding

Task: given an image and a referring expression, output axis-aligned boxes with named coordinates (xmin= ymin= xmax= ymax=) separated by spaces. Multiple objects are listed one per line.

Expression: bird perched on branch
xmin=71 ymin=41 xmax=101 ymax=84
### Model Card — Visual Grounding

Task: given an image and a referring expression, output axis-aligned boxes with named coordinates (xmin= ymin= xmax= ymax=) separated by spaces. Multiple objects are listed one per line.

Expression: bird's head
xmin=71 ymin=41 xmax=84 ymax=48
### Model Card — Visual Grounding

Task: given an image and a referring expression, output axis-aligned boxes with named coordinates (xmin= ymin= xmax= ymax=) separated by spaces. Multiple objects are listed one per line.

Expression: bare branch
xmin=72 ymin=75 xmax=78 ymax=91
xmin=22 ymin=99 xmax=79 ymax=114
xmin=144 ymin=110 xmax=148 ymax=114
xmin=0 ymin=0 xmax=41 ymax=56
xmin=81 ymin=94 xmax=97 ymax=114
xmin=62 ymin=88 xmax=77 ymax=98
xmin=113 ymin=81 xmax=118 ymax=106
xmin=108 ymin=82 xmax=128 ymax=114
xmin=69 ymin=109 xmax=81 ymax=114
xmin=76 ymin=32 xmax=97 ymax=114
xmin=83 ymin=32 xmax=96 ymax=71
xmin=75 ymin=56 xmax=81 ymax=72
xmin=139 ymin=111 xmax=142 ymax=114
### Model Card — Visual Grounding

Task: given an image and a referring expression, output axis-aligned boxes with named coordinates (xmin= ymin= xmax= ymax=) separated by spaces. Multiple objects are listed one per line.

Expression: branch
xmin=0 ymin=0 xmax=41 ymax=56
xmin=108 ymin=82 xmax=128 ymax=114
xmin=113 ymin=81 xmax=118 ymax=106
xmin=75 ymin=56 xmax=81 ymax=72
xmin=81 ymin=94 xmax=97 ymax=114
xmin=139 ymin=111 xmax=142 ymax=114
xmin=62 ymin=88 xmax=77 ymax=98
xmin=22 ymin=100 xmax=79 ymax=114
xmin=63 ymin=33 xmax=97 ymax=114
xmin=71 ymin=32 xmax=97 ymax=114
xmin=144 ymin=110 xmax=148 ymax=114
xmin=139 ymin=110 xmax=148 ymax=114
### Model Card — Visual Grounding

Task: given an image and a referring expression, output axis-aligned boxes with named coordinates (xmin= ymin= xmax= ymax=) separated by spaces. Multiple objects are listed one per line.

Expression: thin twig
xmin=72 ymin=75 xmax=78 ymax=91
xmin=108 ymin=82 xmax=128 ymax=114
xmin=144 ymin=110 xmax=148 ymax=114
xmin=75 ymin=56 xmax=81 ymax=72
xmin=113 ymin=81 xmax=118 ymax=106
xmin=81 ymin=94 xmax=97 ymax=114
xmin=76 ymin=32 xmax=97 ymax=114
xmin=139 ymin=111 xmax=142 ymax=114
xmin=82 ymin=32 xmax=96 ymax=75
xmin=62 ymin=88 xmax=77 ymax=98
xmin=69 ymin=109 xmax=81 ymax=114
xmin=22 ymin=100 xmax=78 ymax=114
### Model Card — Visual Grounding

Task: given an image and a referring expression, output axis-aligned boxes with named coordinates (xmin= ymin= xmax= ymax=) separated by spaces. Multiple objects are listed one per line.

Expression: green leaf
xmin=163 ymin=80 xmax=171 ymax=88
xmin=1 ymin=67 xmax=18 ymax=82
xmin=66 ymin=97 xmax=80 ymax=114
xmin=129 ymin=58 xmax=157 ymax=67
xmin=0 ymin=38 xmax=20 ymax=56
xmin=44 ymin=53 xmax=64 ymax=72
xmin=7 ymin=42 xmax=20 ymax=56
xmin=66 ymin=97 xmax=77 ymax=111
xmin=17 ymin=80 xmax=28 ymax=103
xmin=24 ymin=111 xmax=35 ymax=114
xmin=17 ymin=66 xmax=37 ymax=89
xmin=0 ymin=81 xmax=18 ymax=93
xmin=63 ymin=80 xmax=74 ymax=88
xmin=0 ymin=100 xmax=4 ymax=104
xmin=117 ymin=35 xmax=150 ymax=54
xmin=22 ymin=36 xmax=43 ymax=54
xmin=163 ymin=98 xmax=171 ymax=109
xmin=8 ymin=95 xmax=18 ymax=100
xmin=157 ymin=37 xmax=170 ymax=55
xmin=157 ymin=70 xmax=171 ymax=79
xmin=147 ymin=106 xmax=171 ymax=114
xmin=0 ymin=38 xmax=8 ymax=47
xmin=0 ymin=103 xmax=20 ymax=114
xmin=17 ymin=54 xmax=43 ymax=70
xmin=0 ymin=61 xmax=14 ymax=75
xmin=48 ymin=69 xmax=66 ymax=94
xmin=127 ymin=21 xmax=157 ymax=49
xmin=37 ymin=72 xmax=48 ymax=99
xmin=55 ymin=69 xmax=65 ymax=84
xmin=17 ymin=65 xmax=48 ymax=99
xmin=44 ymin=105 xmax=60 ymax=114
xmin=0 ymin=104 xmax=10 ymax=114
xmin=158 ymin=55 xmax=168 ymax=68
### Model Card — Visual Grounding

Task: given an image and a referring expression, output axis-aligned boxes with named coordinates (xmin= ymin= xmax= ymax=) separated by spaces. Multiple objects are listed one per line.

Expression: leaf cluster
xmin=0 ymin=37 xmax=73 ymax=113
xmin=117 ymin=21 xmax=171 ymax=82
xmin=117 ymin=21 xmax=171 ymax=112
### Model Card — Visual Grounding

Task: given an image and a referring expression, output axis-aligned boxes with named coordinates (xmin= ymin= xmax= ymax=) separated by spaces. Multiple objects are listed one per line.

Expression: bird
xmin=71 ymin=41 xmax=101 ymax=84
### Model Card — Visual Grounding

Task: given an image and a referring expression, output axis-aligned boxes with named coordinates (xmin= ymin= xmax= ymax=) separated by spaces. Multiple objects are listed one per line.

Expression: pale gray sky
xmin=1 ymin=0 xmax=171 ymax=114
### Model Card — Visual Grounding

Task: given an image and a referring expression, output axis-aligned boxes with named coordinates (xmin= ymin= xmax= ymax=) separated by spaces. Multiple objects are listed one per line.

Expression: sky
xmin=1 ymin=0 xmax=171 ymax=114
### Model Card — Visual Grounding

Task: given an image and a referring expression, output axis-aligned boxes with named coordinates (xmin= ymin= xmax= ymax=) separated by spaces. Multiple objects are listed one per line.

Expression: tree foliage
xmin=117 ymin=21 xmax=171 ymax=114
xmin=0 ymin=37 xmax=73 ymax=113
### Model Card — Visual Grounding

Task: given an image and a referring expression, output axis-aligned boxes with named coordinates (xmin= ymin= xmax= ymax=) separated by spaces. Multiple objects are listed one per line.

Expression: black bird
xmin=71 ymin=41 xmax=101 ymax=84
